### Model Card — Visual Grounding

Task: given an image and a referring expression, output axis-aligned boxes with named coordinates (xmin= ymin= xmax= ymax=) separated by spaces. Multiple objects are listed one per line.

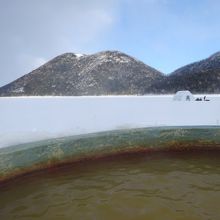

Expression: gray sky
xmin=1 ymin=0 xmax=220 ymax=87
xmin=0 ymin=0 xmax=118 ymax=86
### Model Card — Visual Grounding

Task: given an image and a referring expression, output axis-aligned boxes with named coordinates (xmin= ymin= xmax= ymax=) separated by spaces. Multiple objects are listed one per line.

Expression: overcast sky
xmin=1 ymin=0 xmax=220 ymax=86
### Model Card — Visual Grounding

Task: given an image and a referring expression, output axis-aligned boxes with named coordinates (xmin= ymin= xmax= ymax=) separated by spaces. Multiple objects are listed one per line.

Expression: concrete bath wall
xmin=0 ymin=95 xmax=220 ymax=148
xmin=0 ymin=126 xmax=220 ymax=183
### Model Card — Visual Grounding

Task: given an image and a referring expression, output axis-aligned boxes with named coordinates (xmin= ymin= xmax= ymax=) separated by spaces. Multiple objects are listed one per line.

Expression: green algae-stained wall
xmin=0 ymin=126 xmax=220 ymax=183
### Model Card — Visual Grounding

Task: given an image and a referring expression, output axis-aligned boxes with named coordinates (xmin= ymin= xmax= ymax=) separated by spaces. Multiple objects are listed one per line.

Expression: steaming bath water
xmin=0 ymin=151 xmax=219 ymax=220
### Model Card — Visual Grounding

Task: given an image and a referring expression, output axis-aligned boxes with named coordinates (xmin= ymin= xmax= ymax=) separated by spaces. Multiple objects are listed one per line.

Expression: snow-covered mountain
xmin=0 ymin=50 xmax=220 ymax=96
xmin=0 ymin=51 xmax=164 ymax=96
xmin=157 ymin=52 xmax=220 ymax=93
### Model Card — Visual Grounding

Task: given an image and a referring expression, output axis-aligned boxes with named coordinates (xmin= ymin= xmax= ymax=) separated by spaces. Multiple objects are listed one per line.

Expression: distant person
xmin=195 ymin=97 xmax=202 ymax=101
xmin=204 ymin=96 xmax=210 ymax=101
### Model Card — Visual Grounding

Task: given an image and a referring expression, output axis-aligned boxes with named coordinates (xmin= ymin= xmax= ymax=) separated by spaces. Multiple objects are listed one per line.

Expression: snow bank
xmin=0 ymin=95 xmax=219 ymax=148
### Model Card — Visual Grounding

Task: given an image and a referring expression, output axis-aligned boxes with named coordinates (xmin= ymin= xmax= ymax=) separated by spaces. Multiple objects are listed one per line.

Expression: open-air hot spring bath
xmin=1 ymin=0 xmax=220 ymax=217
xmin=0 ymin=95 xmax=220 ymax=219
xmin=0 ymin=151 xmax=220 ymax=220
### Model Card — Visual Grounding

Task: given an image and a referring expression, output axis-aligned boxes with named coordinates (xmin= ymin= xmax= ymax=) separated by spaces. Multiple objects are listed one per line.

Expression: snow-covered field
xmin=0 ymin=95 xmax=219 ymax=148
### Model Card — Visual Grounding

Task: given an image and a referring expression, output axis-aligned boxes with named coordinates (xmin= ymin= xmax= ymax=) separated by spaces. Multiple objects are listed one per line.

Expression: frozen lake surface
xmin=0 ymin=95 xmax=220 ymax=148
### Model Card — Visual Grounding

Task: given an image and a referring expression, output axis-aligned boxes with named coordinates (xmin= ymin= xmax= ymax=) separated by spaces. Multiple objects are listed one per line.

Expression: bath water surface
xmin=0 ymin=151 xmax=220 ymax=220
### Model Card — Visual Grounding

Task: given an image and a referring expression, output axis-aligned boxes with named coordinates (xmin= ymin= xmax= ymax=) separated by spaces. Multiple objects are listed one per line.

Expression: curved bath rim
xmin=0 ymin=126 xmax=220 ymax=183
